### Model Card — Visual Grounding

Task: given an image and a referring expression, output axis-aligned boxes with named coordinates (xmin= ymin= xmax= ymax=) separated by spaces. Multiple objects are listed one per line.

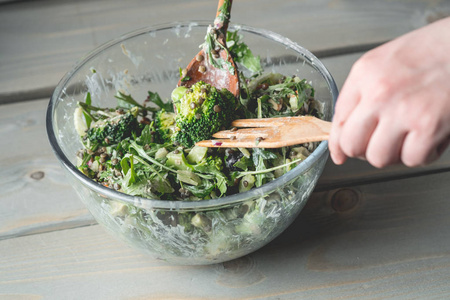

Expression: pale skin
xmin=329 ymin=17 xmax=450 ymax=168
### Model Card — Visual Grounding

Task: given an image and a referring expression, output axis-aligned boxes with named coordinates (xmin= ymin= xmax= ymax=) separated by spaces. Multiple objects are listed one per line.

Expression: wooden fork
xmin=195 ymin=116 xmax=332 ymax=148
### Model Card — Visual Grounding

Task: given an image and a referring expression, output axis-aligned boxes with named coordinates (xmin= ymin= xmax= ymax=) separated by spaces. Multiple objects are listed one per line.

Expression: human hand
xmin=329 ymin=17 xmax=450 ymax=168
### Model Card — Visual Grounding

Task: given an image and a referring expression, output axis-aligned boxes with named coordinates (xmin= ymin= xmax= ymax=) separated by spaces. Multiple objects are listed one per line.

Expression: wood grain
xmin=1 ymin=0 xmax=450 ymax=102
xmin=1 ymin=171 xmax=450 ymax=299
xmin=0 ymin=99 xmax=95 ymax=240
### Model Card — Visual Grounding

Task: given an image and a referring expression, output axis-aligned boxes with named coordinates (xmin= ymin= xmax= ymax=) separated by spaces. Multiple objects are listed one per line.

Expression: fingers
xmin=329 ymin=79 xmax=362 ymax=165
xmin=401 ymin=131 xmax=449 ymax=167
xmin=365 ymin=118 xmax=406 ymax=168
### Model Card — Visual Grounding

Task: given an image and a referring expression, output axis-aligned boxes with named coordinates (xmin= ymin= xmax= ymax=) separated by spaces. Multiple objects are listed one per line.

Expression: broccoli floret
xmin=154 ymin=109 xmax=177 ymax=143
xmin=85 ymin=106 xmax=140 ymax=146
xmin=172 ymin=81 xmax=237 ymax=148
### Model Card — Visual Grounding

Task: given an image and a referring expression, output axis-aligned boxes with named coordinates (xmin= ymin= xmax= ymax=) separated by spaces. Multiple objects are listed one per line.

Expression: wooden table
xmin=2 ymin=0 xmax=450 ymax=298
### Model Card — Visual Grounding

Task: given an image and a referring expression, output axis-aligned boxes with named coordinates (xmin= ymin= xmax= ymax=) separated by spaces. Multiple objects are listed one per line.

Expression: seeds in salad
xmin=179 ymin=188 xmax=191 ymax=198
xmin=181 ymin=68 xmax=188 ymax=78
xmin=211 ymin=49 xmax=220 ymax=59
xmin=198 ymin=65 xmax=207 ymax=73
xmin=213 ymin=105 xmax=221 ymax=113
xmin=98 ymin=147 xmax=107 ymax=154
xmin=196 ymin=54 xmax=204 ymax=61
xmin=195 ymin=113 xmax=202 ymax=119
xmin=190 ymin=102 xmax=197 ymax=110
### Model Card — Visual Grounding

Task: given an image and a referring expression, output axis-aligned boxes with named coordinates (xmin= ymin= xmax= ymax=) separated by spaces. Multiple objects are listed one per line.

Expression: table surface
xmin=2 ymin=0 xmax=450 ymax=299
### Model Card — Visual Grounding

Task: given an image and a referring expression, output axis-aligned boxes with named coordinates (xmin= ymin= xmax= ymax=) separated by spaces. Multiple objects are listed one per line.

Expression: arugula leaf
xmin=151 ymin=174 xmax=175 ymax=194
xmin=233 ymin=156 xmax=253 ymax=171
xmin=251 ymin=148 xmax=277 ymax=187
xmin=147 ymin=91 xmax=174 ymax=112
xmin=121 ymin=154 xmax=136 ymax=185
xmin=193 ymin=159 xmax=229 ymax=196
xmin=138 ymin=124 xmax=155 ymax=146
xmin=115 ymin=92 xmax=145 ymax=110
xmin=184 ymin=179 xmax=215 ymax=198
xmin=227 ymin=31 xmax=262 ymax=74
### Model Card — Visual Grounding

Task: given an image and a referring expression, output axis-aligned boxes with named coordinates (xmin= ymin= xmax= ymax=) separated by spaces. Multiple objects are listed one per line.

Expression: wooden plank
xmin=0 ymin=99 xmax=95 ymax=240
xmin=1 ymin=0 xmax=450 ymax=102
xmin=1 ymin=171 xmax=450 ymax=299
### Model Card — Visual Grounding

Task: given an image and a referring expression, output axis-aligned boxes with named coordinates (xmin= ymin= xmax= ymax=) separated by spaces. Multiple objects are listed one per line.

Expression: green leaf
xmin=138 ymin=124 xmax=154 ymax=146
xmin=227 ymin=31 xmax=262 ymax=74
xmin=184 ymin=179 xmax=215 ymax=198
xmin=251 ymin=148 xmax=277 ymax=187
xmin=232 ymin=155 xmax=253 ymax=171
xmin=115 ymin=92 xmax=144 ymax=110
xmin=147 ymin=91 xmax=174 ymax=112
xmin=151 ymin=175 xmax=175 ymax=194
xmin=121 ymin=155 xmax=136 ymax=185
xmin=83 ymin=92 xmax=93 ymax=128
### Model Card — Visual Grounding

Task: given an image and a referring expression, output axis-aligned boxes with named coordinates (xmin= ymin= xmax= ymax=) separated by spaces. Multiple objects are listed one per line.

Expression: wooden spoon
xmin=177 ymin=0 xmax=239 ymax=97
xmin=195 ymin=116 xmax=332 ymax=148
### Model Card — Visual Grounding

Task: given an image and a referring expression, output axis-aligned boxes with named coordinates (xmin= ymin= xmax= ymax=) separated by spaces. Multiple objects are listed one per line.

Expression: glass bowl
xmin=46 ymin=21 xmax=338 ymax=265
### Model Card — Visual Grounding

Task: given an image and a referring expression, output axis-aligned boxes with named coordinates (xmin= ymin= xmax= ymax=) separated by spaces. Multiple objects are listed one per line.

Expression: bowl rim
xmin=46 ymin=20 xmax=338 ymax=210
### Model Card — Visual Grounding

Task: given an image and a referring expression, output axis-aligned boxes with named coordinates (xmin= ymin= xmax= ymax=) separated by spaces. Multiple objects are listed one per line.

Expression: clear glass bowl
xmin=46 ymin=21 xmax=338 ymax=265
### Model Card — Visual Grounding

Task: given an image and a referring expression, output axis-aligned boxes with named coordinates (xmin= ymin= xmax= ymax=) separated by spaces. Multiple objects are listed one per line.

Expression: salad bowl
xmin=46 ymin=21 xmax=338 ymax=265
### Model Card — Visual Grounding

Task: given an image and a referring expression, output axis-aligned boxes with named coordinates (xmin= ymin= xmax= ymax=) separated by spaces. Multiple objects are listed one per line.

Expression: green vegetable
xmin=84 ymin=106 xmax=140 ymax=146
xmin=226 ymin=30 xmax=262 ymax=74
xmin=172 ymin=81 xmax=238 ymax=148
xmin=186 ymin=146 xmax=208 ymax=164
xmin=154 ymin=109 xmax=177 ymax=143
xmin=166 ymin=149 xmax=192 ymax=171
xmin=239 ymin=174 xmax=256 ymax=193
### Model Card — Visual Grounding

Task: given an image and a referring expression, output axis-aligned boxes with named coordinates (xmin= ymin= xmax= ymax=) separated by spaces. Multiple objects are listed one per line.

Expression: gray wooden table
xmin=1 ymin=0 xmax=450 ymax=299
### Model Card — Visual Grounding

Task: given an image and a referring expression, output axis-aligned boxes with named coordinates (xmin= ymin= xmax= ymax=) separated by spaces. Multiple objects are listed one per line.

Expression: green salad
xmin=73 ymin=26 xmax=324 ymax=262
xmin=75 ymin=30 xmax=322 ymax=201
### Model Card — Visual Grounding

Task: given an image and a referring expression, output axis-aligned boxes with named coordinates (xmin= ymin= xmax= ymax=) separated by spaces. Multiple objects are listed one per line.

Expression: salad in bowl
xmin=47 ymin=21 xmax=337 ymax=265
